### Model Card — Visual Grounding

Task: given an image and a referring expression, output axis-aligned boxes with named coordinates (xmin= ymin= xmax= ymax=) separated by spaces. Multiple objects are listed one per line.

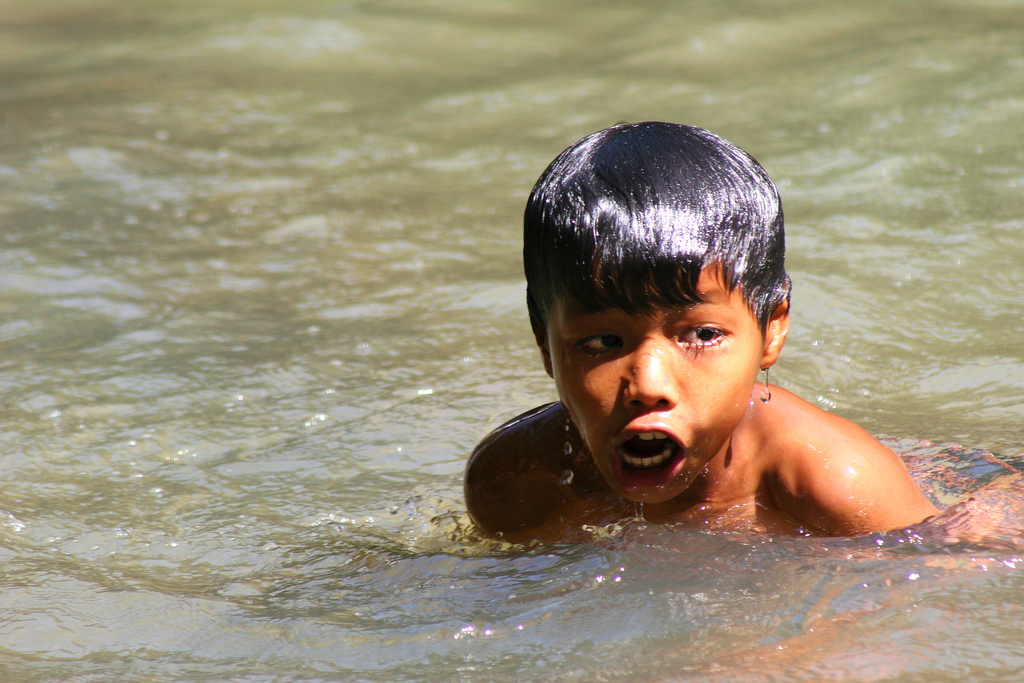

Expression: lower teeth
xmin=621 ymin=443 xmax=674 ymax=468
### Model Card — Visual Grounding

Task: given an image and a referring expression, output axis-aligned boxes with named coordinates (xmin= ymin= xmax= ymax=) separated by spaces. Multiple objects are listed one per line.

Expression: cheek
xmin=577 ymin=364 xmax=621 ymax=411
xmin=555 ymin=365 xmax=616 ymax=428
xmin=696 ymin=359 xmax=758 ymax=416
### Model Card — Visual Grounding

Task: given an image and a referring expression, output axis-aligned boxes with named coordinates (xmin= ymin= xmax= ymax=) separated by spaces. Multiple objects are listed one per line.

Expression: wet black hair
xmin=524 ymin=121 xmax=790 ymax=337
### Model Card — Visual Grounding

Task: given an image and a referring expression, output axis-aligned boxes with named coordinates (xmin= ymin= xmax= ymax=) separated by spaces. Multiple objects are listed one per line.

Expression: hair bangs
xmin=555 ymin=202 xmax=710 ymax=316
xmin=563 ymin=249 xmax=705 ymax=317
xmin=524 ymin=122 xmax=790 ymax=337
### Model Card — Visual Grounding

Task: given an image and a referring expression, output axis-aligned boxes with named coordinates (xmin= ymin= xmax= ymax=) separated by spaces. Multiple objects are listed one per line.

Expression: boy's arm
xmin=763 ymin=389 xmax=939 ymax=536
xmin=464 ymin=402 xmax=593 ymax=538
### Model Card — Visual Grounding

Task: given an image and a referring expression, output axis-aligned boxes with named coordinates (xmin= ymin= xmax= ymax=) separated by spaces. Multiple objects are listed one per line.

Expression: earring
xmin=759 ymin=366 xmax=772 ymax=403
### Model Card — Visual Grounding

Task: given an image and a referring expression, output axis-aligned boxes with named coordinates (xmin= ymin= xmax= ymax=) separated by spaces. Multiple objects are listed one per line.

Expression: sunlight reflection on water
xmin=0 ymin=0 xmax=1023 ymax=680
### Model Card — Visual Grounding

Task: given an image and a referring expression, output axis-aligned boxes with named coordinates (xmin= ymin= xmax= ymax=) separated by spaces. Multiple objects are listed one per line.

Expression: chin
xmin=617 ymin=484 xmax=690 ymax=505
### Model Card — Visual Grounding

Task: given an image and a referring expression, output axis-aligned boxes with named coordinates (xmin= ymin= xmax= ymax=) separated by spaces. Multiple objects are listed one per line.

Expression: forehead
xmin=551 ymin=266 xmax=755 ymax=327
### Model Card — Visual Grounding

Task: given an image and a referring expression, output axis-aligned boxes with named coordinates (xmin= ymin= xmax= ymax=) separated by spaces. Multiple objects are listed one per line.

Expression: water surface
xmin=1 ymin=1 xmax=1023 ymax=680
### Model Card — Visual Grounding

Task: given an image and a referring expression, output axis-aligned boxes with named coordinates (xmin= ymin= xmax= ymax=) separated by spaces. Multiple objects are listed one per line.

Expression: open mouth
xmin=618 ymin=431 xmax=680 ymax=469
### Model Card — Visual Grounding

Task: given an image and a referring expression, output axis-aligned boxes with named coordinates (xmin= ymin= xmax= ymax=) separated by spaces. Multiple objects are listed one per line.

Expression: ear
xmin=760 ymin=299 xmax=790 ymax=369
xmin=535 ymin=328 xmax=554 ymax=378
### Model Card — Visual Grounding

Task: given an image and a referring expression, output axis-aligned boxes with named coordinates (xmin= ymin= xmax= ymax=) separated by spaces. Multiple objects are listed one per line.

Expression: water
xmin=1 ymin=0 xmax=1022 ymax=680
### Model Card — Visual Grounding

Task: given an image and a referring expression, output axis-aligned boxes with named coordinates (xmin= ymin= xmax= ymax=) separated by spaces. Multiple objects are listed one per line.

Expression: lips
xmin=604 ymin=427 xmax=696 ymax=500
xmin=618 ymin=431 xmax=680 ymax=469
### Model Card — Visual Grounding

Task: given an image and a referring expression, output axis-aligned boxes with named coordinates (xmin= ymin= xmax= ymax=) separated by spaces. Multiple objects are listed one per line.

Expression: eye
xmin=684 ymin=327 xmax=724 ymax=346
xmin=578 ymin=333 xmax=622 ymax=354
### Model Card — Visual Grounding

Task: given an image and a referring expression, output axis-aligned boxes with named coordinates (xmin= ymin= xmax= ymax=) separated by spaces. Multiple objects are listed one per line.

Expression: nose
xmin=623 ymin=340 xmax=678 ymax=410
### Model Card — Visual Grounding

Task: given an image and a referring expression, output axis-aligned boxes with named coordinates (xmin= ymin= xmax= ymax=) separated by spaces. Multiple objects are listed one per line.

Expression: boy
xmin=464 ymin=122 xmax=937 ymax=542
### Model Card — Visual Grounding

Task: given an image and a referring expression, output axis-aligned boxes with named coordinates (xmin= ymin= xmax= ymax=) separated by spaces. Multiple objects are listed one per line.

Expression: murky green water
xmin=1 ymin=1 xmax=1023 ymax=680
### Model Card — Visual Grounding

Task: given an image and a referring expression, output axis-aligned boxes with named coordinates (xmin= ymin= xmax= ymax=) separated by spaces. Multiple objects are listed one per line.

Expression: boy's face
xmin=538 ymin=267 xmax=788 ymax=505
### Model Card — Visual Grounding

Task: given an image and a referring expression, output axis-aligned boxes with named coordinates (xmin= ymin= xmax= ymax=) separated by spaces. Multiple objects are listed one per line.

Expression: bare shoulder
xmin=754 ymin=387 xmax=938 ymax=535
xmin=464 ymin=402 xmax=611 ymax=540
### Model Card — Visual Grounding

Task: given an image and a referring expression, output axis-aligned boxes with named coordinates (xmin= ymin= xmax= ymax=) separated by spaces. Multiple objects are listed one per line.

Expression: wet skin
xmin=538 ymin=268 xmax=785 ymax=509
xmin=465 ymin=268 xmax=939 ymax=541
